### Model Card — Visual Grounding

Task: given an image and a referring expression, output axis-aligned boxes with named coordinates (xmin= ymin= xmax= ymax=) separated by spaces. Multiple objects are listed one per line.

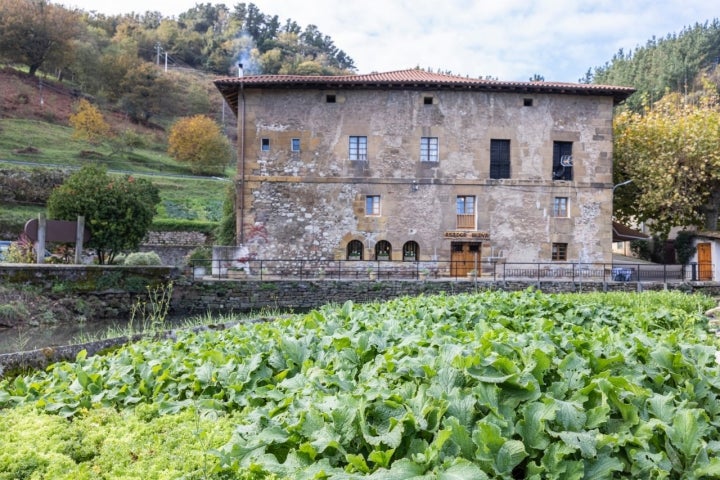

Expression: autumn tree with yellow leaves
xmin=167 ymin=115 xmax=232 ymax=175
xmin=613 ymin=84 xmax=720 ymax=234
xmin=69 ymin=99 xmax=111 ymax=145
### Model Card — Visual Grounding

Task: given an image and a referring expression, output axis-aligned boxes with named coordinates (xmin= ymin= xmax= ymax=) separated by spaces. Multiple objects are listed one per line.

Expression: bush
xmin=185 ymin=246 xmax=211 ymax=268
xmin=123 ymin=251 xmax=162 ymax=266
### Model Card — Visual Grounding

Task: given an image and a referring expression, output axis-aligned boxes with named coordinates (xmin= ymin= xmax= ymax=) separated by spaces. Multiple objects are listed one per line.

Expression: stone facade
xmin=215 ymin=70 xmax=634 ymax=270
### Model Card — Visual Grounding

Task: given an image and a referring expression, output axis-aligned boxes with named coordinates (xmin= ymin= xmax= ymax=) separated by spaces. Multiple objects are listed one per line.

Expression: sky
xmin=58 ymin=0 xmax=718 ymax=83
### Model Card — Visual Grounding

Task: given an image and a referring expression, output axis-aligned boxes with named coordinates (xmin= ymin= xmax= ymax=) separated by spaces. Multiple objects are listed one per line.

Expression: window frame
xmin=456 ymin=195 xmax=476 ymax=229
xmin=365 ymin=195 xmax=381 ymax=216
xmin=291 ymin=138 xmax=301 ymax=152
xmin=490 ymin=139 xmax=511 ymax=179
xmin=553 ymin=197 xmax=569 ymax=217
xmin=349 ymin=136 xmax=368 ymax=161
xmin=551 ymin=242 xmax=568 ymax=261
xmin=261 ymin=138 xmax=270 ymax=151
xmin=552 ymin=141 xmax=573 ymax=181
xmin=420 ymin=137 xmax=439 ymax=162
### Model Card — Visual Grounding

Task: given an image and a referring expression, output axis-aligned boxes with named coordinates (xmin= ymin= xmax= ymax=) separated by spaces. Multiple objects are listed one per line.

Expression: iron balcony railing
xmin=188 ymin=258 xmax=713 ymax=283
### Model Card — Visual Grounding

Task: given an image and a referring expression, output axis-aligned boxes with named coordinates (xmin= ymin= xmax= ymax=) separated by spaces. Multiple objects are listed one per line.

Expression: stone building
xmin=214 ymin=69 xmax=634 ymax=274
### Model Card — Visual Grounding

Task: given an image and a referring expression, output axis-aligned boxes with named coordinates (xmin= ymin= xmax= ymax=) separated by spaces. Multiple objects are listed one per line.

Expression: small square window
xmin=326 ymin=94 xmax=336 ymax=103
xmin=365 ymin=195 xmax=380 ymax=216
xmin=551 ymin=243 xmax=568 ymax=261
xmin=261 ymin=138 xmax=270 ymax=151
xmin=291 ymin=138 xmax=300 ymax=152
xmin=553 ymin=197 xmax=568 ymax=217
xmin=423 ymin=96 xmax=433 ymax=105
xmin=523 ymin=98 xmax=533 ymax=107
xmin=420 ymin=137 xmax=439 ymax=162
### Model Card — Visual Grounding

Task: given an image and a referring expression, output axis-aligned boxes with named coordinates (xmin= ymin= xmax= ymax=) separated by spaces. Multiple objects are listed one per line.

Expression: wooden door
xmin=450 ymin=242 xmax=480 ymax=277
xmin=698 ymin=242 xmax=712 ymax=280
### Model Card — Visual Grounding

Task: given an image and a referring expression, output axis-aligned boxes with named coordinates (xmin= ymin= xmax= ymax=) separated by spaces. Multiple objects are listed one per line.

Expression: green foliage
xmin=675 ymin=230 xmax=697 ymax=265
xmin=591 ymin=20 xmax=720 ymax=111
xmin=186 ymin=246 xmax=212 ymax=268
xmin=123 ymin=251 xmax=162 ymax=266
xmin=614 ymin=89 xmax=720 ymax=233
xmin=0 ymin=0 xmax=82 ymax=76
xmin=0 ymin=290 xmax=718 ymax=478
xmin=215 ymin=182 xmax=236 ymax=246
xmin=46 ymin=165 xmax=160 ymax=264
xmin=150 ymin=219 xmax=218 ymax=234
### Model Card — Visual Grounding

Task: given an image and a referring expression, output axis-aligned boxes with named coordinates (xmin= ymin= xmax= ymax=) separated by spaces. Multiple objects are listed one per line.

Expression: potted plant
xmin=186 ymin=246 xmax=212 ymax=277
xmin=367 ymin=265 xmax=377 ymax=280
xmin=467 ymin=269 xmax=477 ymax=279
xmin=419 ymin=268 xmax=430 ymax=280
xmin=317 ymin=267 xmax=326 ymax=280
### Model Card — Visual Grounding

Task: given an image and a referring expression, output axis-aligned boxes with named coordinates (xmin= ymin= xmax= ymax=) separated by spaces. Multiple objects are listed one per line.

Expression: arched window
xmin=375 ymin=240 xmax=392 ymax=260
xmin=403 ymin=241 xmax=419 ymax=261
xmin=347 ymin=240 xmax=363 ymax=260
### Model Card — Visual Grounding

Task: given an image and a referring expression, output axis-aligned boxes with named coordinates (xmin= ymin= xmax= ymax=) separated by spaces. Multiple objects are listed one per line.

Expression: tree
xmin=168 ymin=115 xmax=232 ymax=175
xmin=46 ymin=165 xmax=160 ymax=264
xmin=0 ymin=0 xmax=81 ymax=76
xmin=613 ymin=86 xmax=720 ymax=234
xmin=69 ymin=99 xmax=111 ymax=145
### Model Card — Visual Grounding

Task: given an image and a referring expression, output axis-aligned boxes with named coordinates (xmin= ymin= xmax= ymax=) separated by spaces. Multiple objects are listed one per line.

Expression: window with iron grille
xmin=347 ymin=240 xmax=363 ymax=260
xmin=490 ymin=139 xmax=510 ymax=179
xmin=420 ymin=137 xmax=439 ymax=162
xmin=553 ymin=197 xmax=569 ymax=217
xmin=456 ymin=195 xmax=475 ymax=229
xmin=365 ymin=195 xmax=380 ymax=216
xmin=349 ymin=136 xmax=367 ymax=161
xmin=552 ymin=242 xmax=568 ymax=261
xmin=552 ymin=141 xmax=573 ymax=180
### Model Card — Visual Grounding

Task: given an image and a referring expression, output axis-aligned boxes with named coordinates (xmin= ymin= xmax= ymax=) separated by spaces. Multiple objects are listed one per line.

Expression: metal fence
xmin=189 ymin=258 xmax=712 ymax=283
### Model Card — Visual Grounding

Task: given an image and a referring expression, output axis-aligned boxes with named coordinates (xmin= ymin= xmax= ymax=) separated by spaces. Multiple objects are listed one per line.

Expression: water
xmin=0 ymin=315 xmax=191 ymax=355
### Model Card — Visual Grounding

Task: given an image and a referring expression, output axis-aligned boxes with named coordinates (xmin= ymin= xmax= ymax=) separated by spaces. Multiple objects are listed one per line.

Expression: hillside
xmin=0 ymin=67 xmax=233 ymax=241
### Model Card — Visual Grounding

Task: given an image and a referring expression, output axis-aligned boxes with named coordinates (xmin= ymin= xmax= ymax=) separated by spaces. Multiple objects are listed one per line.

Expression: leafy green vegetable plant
xmin=1 ymin=289 xmax=718 ymax=478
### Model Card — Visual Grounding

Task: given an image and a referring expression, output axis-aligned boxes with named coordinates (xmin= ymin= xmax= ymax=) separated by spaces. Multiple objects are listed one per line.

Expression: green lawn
xmin=0 ymin=119 xmax=232 ymax=227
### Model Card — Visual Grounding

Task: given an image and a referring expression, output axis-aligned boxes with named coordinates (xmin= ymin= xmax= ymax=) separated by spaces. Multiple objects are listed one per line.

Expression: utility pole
xmin=155 ymin=42 xmax=161 ymax=65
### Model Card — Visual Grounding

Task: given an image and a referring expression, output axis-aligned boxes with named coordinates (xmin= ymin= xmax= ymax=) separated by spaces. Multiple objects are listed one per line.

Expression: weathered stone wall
xmin=139 ymin=230 xmax=211 ymax=267
xmin=238 ymin=87 xmax=616 ymax=265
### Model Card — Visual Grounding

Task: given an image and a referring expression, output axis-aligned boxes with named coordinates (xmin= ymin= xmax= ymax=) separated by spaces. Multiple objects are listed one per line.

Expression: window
xmin=423 ymin=96 xmax=433 ymax=105
xmin=365 ymin=195 xmax=380 ymax=216
xmin=420 ymin=137 xmax=439 ymax=162
xmin=523 ymin=98 xmax=533 ymax=107
xmin=349 ymin=136 xmax=368 ymax=161
xmin=552 ymin=141 xmax=573 ymax=180
xmin=553 ymin=197 xmax=569 ymax=217
xmin=291 ymin=138 xmax=300 ymax=152
xmin=375 ymin=240 xmax=391 ymax=260
xmin=347 ymin=240 xmax=363 ymax=260
xmin=490 ymin=139 xmax=511 ymax=179
xmin=326 ymin=94 xmax=336 ymax=103
xmin=261 ymin=138 xmax=270 ymax=151
xmin=403 ymin=241 xmax=419 ymax=261
xmin=552 ymin=243 xmax=568 ymax=261
xmin=456 ymin=195 xmax=475 ymax=229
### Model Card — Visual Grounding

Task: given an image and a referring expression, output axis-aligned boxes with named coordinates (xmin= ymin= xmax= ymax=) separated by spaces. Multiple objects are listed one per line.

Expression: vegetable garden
xmin=1 ymin=289 xmax=719 ymax=479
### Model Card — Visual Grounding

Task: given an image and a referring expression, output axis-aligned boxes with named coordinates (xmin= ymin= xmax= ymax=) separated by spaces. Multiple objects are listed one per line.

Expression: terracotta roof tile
xmin=215 ymin=68 xmax=636 ymax=113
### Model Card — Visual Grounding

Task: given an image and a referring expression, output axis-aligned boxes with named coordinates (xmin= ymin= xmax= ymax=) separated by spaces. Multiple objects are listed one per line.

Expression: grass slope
xmin=0 ymin=290 xmax=718 ymax=479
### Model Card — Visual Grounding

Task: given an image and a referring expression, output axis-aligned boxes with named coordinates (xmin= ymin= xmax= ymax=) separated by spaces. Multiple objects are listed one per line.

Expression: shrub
xmin=185 ymin=246 xmax=211 ymax=268
xmin=123 ymin=251 xmax=162 ymax=266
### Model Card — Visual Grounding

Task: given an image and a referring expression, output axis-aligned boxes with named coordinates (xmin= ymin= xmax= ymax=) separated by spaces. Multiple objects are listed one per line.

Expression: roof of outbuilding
xmin=214 ymin=68 xmax=636 ymax=113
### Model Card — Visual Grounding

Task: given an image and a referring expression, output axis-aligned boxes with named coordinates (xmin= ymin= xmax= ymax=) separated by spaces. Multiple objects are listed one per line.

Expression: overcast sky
xmin=58 ymin=0 xmax=718 ymax=83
